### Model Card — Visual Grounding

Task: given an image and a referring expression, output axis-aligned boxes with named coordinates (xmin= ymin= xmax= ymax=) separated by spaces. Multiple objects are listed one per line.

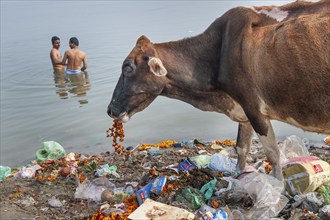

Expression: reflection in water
xmin=53 ymin=71 xmax=91 ymax=104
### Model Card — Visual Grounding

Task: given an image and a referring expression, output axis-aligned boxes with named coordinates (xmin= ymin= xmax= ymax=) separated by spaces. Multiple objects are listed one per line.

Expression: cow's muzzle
xmin=107 ymin=105 xmax=130 ymax=123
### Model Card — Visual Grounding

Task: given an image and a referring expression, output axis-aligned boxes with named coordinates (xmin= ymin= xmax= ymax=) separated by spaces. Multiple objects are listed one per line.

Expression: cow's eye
xmin=143 ymin=56 xmax=149 ymax=61
xmin=123 ymin=65 xmax=133 ymax=74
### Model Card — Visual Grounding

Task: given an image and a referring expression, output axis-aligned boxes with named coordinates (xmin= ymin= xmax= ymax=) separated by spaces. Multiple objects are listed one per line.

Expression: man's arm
xmin=61 ymin=51 xmax=68 ymax=65
xmin=81 ymin=54 xmax=88 ymax=71
xmin=50 ymin=50 xmax=62 ymax=65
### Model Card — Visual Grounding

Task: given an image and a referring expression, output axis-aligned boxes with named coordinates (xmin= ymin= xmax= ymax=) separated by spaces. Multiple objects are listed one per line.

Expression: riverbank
xmin=1 ymin=136 xmax=329 ymax=219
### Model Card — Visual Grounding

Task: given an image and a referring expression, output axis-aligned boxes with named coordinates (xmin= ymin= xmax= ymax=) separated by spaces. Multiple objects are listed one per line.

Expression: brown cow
xmin=108 ymin=0 xmax=330 ymax=180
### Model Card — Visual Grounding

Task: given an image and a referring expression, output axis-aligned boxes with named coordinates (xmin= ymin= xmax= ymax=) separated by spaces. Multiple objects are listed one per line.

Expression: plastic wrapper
xmin=178 ymin=158 xmax=197 ymax=172
xmin=136 ymin=177 xmax=167 ymax=205
xmin=282 ymin=156 xmax=330 ymax=195
xmin=234 ymin=172 xmax=288 ymax=219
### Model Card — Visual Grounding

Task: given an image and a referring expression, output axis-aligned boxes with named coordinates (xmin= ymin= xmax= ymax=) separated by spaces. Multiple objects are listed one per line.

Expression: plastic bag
xmin=279 ymin=135 xmax=310 ymax=164
xmin=0 ymin=166 xmax=11 ymax=180
xmin=74 ymin=177 xmax=116 ymax=201
xmin=36 ymin=141 xmax=66 ymax=162
xmin=95 ymin=164 xmax=120 ymax=178
xmin=175 ymin=187 xmax=205 ymax=210
xmin=200 ymin=179 xmax=217 ymax=200
xmin=234 ymin=172 xmax=288 ymax=219
xmin=14 ymin=164 xmax=42 ymax=178
xmin=317 ymin=181 xmax=330 ymax=205
xmin=48 ymin=197 xmax=63 ymax=208
xmin=208 ymin=153 xmax=238 ymax=172
xmin=189 ymin=155 xmax=211 ymax=168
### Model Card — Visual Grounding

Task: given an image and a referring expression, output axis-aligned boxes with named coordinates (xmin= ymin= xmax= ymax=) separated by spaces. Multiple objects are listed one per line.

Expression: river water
xmin=1 ymin=1 xmax=326 ymax=167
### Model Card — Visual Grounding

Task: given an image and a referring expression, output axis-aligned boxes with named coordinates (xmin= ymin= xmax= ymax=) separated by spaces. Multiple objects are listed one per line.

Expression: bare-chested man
xmin=61 ymin=37 xmax=88 ymax=74
xmin=50 ymin=36 xmax=65 ymax=73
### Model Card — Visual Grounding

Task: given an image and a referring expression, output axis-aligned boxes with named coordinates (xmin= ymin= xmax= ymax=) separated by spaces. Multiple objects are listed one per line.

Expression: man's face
xmin=69 ymin=42 xmax=74 ymax=49
xmin=53 ymin=40 xmax=61 ymax=49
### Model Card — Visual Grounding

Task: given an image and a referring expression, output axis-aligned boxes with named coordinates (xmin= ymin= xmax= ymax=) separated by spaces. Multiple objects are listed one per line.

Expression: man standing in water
xmin=62 ymin=37 xmax=88 ymax=74
xmin=50 ymin=36 xmax=65 ymax=73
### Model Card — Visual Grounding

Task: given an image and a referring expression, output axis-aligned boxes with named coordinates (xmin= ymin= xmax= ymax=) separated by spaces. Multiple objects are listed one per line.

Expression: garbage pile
xmin=1 ymin=136 xmax=330 ymax=220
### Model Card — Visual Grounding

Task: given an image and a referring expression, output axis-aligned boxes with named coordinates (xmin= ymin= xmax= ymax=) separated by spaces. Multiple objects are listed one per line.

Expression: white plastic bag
xmin=208 ymin=153 xmax=238 ymax=172
xmin=279 ymin=135 xmax=310 ymax=164
xmin=235 ymin=172 xmax=288 ymax=219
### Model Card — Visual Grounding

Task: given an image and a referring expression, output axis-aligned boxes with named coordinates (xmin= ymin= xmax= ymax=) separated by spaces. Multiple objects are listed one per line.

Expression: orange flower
xmin=211 ymin=200 xmax=219 ymax=208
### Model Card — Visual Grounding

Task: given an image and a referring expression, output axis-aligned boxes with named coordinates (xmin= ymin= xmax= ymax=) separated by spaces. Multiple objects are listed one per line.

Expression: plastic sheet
xmin=234 ymin=172 xmax=288 ymax=219
xmin=208 ymin=153 xmax=238 ymax=172
xmin=279 ymin=135 xmax=310 ymax=164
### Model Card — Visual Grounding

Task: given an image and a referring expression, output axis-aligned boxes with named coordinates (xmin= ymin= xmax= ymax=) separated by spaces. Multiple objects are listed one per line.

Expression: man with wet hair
xmin=62 ymin=37 xmax=88 ymax=74
xmin=50 ymin=36 xmax=65 ymax=73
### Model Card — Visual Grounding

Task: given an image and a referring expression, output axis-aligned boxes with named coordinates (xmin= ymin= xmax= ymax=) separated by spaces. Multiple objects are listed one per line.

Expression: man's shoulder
xmin=50 ymin=48 xmax=58 ymax=55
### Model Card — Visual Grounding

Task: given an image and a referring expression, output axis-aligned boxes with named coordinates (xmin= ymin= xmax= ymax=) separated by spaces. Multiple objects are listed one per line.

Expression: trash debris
xmin=293 ymin=192 xmax=323 ymax=213
xmin=175 ymin=187 xmax=205 ymax=210
xmin=208 ymin=153 xmax=238 ymax=173
xmin=317 ymin=181 xmax=330 ymax=205
xmin=319 ymin=205 xmax=330 ymax=219
xmin=324 ymin=136 xmax=330 ymax=145
xmin=36 ymin=141 xmax=66 ymax=162
xmin=138 ymin=140 xmax=177 ymax=151
xmin=279 ymin=135 xmax=310 ymax=164
xmin=178 ymin=158 xmax=197 ymax=172
xmin=17 ymin=196 xmax=36 ymax=207
xmin=235 ymin=172 xmax=289 ymax=219
xmin=282 ymin=156 xmax=330 ymax=195
xmin=14 ymin=164 xmax=42 ymax=178
xmin=74 ymin=177 xmax=115 ymax=201
xmin=1 ymin=135 xmax=330 ymax=219
xmin=136 ymin=177 xmax=167 ymax=205
xmin=95 ymin=164 xmax=120 ymax=178
xmin=148 ymin=147 xmax=166 ymax=156
xmin=48 ymin=197 xmax=63 ymax=208
xmin=0 ymin=166 xmax=11 ymax=180
xmin=189 ymin=155 xmax=211 ymax=168
xmin=200 ymin=178 xmax=217 ymax=200
xmin=128 ymin=198 xmax=195 ymax=220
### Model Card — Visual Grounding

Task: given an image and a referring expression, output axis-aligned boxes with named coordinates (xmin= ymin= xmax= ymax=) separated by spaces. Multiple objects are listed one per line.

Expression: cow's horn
xmin=148 ymin=57 xmax=167 ymax=77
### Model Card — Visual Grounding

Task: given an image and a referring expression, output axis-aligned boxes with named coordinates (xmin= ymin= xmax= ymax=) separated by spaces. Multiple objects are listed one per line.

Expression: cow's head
xmin=107 ymin=35 xmax=168 ymax=122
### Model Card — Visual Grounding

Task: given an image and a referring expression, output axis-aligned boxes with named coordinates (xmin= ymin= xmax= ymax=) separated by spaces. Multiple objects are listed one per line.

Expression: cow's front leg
xmin=255 ymin=119 xmax=283 ymax=180
xmin=236 ymin=122 xmax=254 ymax=171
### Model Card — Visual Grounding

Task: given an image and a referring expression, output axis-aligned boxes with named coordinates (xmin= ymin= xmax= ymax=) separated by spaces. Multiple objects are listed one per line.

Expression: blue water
xmin=1 ymin=1 xmax=326 ymax=167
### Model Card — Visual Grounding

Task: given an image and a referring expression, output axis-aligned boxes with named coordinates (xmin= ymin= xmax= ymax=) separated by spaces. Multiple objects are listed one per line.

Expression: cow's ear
xmin=148 ymin=57 xmax=167 ymax=77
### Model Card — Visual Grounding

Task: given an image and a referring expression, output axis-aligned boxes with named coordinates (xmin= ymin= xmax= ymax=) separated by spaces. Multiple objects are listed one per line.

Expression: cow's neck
xmin=154 ymin=32 xmax=236 ymax=114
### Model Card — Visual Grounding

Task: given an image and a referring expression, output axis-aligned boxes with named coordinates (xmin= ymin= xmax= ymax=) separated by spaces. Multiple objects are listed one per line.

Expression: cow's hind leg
xmin=255 ymin=119 xmax=283 ymax=180
xmin=236 ymin=122 xmax=254 ymax=171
